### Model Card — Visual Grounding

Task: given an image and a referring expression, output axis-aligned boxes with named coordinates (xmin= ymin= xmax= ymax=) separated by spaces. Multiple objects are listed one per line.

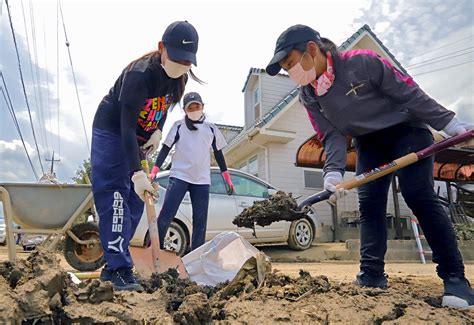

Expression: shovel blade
xmin=130 ymin=246 xmax=188 ymax=279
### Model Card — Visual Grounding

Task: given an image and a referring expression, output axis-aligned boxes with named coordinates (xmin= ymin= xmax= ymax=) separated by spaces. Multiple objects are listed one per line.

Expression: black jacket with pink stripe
xmin=299 ymin=49 xmax=455 ymax=176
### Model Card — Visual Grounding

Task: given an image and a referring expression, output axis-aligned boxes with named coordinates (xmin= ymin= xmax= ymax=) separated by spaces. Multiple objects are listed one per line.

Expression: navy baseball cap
xmin=162 ymin=21 xmax=199 ymax=66
xmin=183 ymin=92 xmax=203 ymax=109
xmin=266 ymin=25 xmax=321 ymax=76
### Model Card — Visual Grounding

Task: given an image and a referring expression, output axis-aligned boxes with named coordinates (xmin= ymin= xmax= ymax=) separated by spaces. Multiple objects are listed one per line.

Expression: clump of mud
xmin=233 ymin=191 xmax=308 ymax=233
xmin=139 ymin=268 xmax=225 ymax=323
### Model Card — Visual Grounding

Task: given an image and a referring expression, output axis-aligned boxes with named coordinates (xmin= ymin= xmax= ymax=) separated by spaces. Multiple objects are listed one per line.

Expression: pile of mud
xmin=233 ymin=191 xmax=308 ymax=232
xmin=1 ymin=250 xmax=473 ymax=324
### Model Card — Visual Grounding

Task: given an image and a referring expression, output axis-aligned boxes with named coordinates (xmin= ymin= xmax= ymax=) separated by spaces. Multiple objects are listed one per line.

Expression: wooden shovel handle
xmin=297 ymin=131 xmax=473 ymax=209
xmin=140 ymin=158 xmax=161 ymax=271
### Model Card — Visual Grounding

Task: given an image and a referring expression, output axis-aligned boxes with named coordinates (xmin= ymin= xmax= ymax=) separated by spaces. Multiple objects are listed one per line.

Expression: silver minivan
xmin=131 ymin=168 xmax=322 ymax=256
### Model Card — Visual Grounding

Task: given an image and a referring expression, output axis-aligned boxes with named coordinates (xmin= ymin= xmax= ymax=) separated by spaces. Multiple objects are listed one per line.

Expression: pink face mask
xmin=288 ymin=52 xmax=316 ymax=86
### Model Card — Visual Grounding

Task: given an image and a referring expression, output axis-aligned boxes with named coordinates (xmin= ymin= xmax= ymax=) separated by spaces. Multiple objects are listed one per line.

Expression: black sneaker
xmin=110 ymin=268 xmax=144 ymax=292
xmin=442 ymin=277 xmax=474 ymax=309
xmin=100 ymin=265 xmax=112 ymax=282
xmin=354 ymin=271 xmax=388 ymax=289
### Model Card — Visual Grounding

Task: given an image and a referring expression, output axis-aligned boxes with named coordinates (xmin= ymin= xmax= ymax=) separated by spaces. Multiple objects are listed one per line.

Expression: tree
xmin=72 ymin=158 xmax=91 ymax=184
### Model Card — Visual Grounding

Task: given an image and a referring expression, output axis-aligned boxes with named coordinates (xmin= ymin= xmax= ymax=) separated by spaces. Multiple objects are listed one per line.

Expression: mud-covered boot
xmin=110 ymin=268 xmax=143 ymax=292
xmin=354 ymin=271 xmax=388 ymax=289
xmin=99 ymin=264 xmax=112 ymax=282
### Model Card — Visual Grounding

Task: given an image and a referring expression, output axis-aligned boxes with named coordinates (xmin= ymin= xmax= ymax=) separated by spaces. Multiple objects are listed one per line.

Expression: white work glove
xmin=131 ymin=170 xmax=157 ymax=202
xmin=442 ymin=117 xmax=474 ymax=136
xmin=142 ymin=129 xmax=162 ymax=155
xmin=324 ymin=171 xmax=348 ymax=203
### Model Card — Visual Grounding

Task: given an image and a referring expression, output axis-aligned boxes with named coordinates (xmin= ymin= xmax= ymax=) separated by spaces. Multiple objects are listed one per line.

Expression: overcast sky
xmin=1 ymin=0 xmax=473 ymax=183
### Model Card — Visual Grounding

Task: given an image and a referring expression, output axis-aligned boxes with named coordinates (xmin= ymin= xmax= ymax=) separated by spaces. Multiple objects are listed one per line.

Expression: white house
xmin=221 ymin=25 xmax=417 ymax=241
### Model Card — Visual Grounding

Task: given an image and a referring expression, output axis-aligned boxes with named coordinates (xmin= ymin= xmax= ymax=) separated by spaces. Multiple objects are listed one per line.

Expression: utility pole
xmin=45 ymin=151 xmax=61 ymax=174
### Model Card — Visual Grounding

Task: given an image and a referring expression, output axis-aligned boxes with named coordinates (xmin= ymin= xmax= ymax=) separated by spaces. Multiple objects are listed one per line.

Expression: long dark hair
xmin=294 ymin=37 xmax=338 ymax=58
xmin=126 ymin=51 xmax=204 ymax=105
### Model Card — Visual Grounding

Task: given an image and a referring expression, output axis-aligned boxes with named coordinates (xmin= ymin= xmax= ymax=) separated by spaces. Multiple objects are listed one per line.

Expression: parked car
xmin=131 ymin=168 xmax=323 ymax=256
xmin=0 ymin=215 xmax=6 ymax=245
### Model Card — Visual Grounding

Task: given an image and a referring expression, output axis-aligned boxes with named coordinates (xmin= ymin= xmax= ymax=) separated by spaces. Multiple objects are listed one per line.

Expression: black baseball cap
xmin=162 ymin=21 xmax=199 ymax=66
xmin=266 ymin=25 xmax=321 ymax=76
xmin=183 ymin=92 xmax=203 ymax=109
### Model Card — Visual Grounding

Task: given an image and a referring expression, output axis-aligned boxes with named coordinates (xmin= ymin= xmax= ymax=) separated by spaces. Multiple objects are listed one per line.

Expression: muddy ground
xmin=1 ymin=249 xmax=473 ymax=324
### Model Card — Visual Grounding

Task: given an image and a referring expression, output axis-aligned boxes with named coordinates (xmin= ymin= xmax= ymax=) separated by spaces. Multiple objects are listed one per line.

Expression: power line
xmin=406 ymin=47 xmax=474 ymax=68
xmin=56 ymin=0 xmax=61 ymax=158
xmin=20 ymin=0 xmax=46 ymax=153
xmin=412 ymin=60 xmax=473 ymax=77
xmin=59 ymin=0 xmax=90 ymax=154
xmin=43 ymin=19 xmax=54 ymax=155
xmin=5 ymin=0 xmax=45 ymax=174
xmin=404 ymin=35 xmax=473 ymax=61
xmin=0 ymin=74 xmax=40 ymax=180
xmin=407 ymin=51 xmax=473 ymax=70
xmin=28 ymin=0 xmax=50 ymax=155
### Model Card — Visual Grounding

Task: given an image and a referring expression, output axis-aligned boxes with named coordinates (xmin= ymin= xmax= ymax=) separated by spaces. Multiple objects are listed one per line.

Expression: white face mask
xmin=288 ymin=52 xmax=316 ymax=86
xmin=162 ymin=59 xmax=191 ymax=79
xmin=186 ymin=109 xmax=203 ymax=121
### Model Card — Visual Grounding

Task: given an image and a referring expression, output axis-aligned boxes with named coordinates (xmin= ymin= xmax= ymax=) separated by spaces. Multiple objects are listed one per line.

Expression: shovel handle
xmin=140 ymin=158 xmax=161 ymax=272
xmin=298 ymin=130 xmax=474 ymax=209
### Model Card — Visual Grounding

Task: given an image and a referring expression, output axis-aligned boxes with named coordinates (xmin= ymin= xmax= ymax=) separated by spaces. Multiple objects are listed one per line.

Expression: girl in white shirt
xmin=151 ymin=92 xmax=234 ymax=250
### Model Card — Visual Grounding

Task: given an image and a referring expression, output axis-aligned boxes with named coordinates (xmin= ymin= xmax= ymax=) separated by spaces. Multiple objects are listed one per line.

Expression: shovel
xmin=298 ymin=130 xmax=474 ymax=209
xmin=129 ymin=158 xmax=188 ymax=279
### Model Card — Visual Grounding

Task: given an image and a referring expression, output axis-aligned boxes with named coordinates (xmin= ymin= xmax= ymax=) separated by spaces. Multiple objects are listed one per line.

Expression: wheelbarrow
xmin=0 ymin=183 xmax=105 ymax=271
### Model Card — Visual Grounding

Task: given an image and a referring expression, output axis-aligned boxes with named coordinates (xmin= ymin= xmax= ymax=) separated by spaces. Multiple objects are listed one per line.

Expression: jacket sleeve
xmin=362 ymin=54 xmax=454 ymax=130
xmin=118 ymin=72 xmax=148 ymax=173
xmin=305 ymin=106 xmax=347 ymax=176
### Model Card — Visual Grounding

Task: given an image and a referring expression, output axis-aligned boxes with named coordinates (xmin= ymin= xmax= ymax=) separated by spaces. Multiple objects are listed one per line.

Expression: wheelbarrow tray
xmin=0 ymin=183 xmax=92 ymax=229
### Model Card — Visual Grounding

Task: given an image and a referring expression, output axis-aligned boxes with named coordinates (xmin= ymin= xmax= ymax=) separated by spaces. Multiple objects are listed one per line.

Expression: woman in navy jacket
xmin=91 ymin=21 xmax=200 ymax=291
xmin=266 ymin=24 xmax=473 ymax=308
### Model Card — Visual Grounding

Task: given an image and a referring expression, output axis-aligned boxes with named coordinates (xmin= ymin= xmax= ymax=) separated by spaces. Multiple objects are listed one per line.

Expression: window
xmin=238 ymin=156 xmax=258 ymax=177
xmin=232 ymin=174 xmax=269 ymax=198
xmin=253 ymin=88 xmax=260 ymax=120
xmin=304 ymin=170 xmax=324 ymax=189
xmin=210 ymin=172 xmax=227 ymax=195
xmin=248 ymin=156 xmax=258 ymax=177
xmin=253 ymin=88 xmax=260 ymax=106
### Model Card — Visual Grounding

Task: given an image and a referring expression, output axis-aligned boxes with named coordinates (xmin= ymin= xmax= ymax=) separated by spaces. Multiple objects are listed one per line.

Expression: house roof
xmin=228 ymin=24 xmax=408 ymax=149
xmin=241 ymin=68 xmax=289 ymax=92
xmin=215 ymin=123 xmax=244 ymax=132
xmin=339 ymin=24 xmax=409 ymax=75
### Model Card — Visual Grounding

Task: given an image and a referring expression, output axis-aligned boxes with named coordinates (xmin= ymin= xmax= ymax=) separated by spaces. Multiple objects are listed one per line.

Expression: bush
xmin=454 ymin=223 xmax=474 ymax=241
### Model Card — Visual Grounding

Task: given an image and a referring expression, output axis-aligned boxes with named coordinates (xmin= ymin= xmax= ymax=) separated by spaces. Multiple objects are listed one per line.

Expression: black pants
xmin=355 ymin=124 xmax=464 ymax=279
xmin=158 ymin=177 xmax=210 ymax=250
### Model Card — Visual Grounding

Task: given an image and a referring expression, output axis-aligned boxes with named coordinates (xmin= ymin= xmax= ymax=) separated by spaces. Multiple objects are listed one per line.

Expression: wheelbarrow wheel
xmin=64 ymin=222 xmax=105 ymax=271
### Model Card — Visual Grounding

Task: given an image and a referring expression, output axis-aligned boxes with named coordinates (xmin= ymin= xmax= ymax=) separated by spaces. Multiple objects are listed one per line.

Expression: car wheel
xmin=288 ymin=218 xmax=314 ymax=250
xmin=144 ymin=221 xmax=188 ymax=257
xmin=164 ymin=221 xmax=187 ymax=256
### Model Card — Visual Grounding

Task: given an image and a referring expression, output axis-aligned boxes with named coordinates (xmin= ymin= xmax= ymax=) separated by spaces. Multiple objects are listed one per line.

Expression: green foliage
xmin=454 ymin=223 xmax=474 ymax=241
xmin=72 ymin=159 xmax=91 ymax=184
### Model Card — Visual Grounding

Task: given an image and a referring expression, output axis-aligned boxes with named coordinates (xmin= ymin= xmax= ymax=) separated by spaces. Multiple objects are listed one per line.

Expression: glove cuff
xmin=131 ymin=170 xmax=146 ymax=182
xmin=325 ymin=171 xmax=343 ymax=180
xmin=150 ymin=166 xmax=160 ymax=180
xmin=222 ymin=170 xmax=231 ymax=182
xmin=443 ymin=117 xmax=459 ymax=132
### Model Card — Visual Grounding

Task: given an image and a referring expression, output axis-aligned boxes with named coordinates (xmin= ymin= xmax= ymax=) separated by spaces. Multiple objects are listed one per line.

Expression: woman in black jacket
xmin=266 ymin=24 xmax=473 ymax=308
